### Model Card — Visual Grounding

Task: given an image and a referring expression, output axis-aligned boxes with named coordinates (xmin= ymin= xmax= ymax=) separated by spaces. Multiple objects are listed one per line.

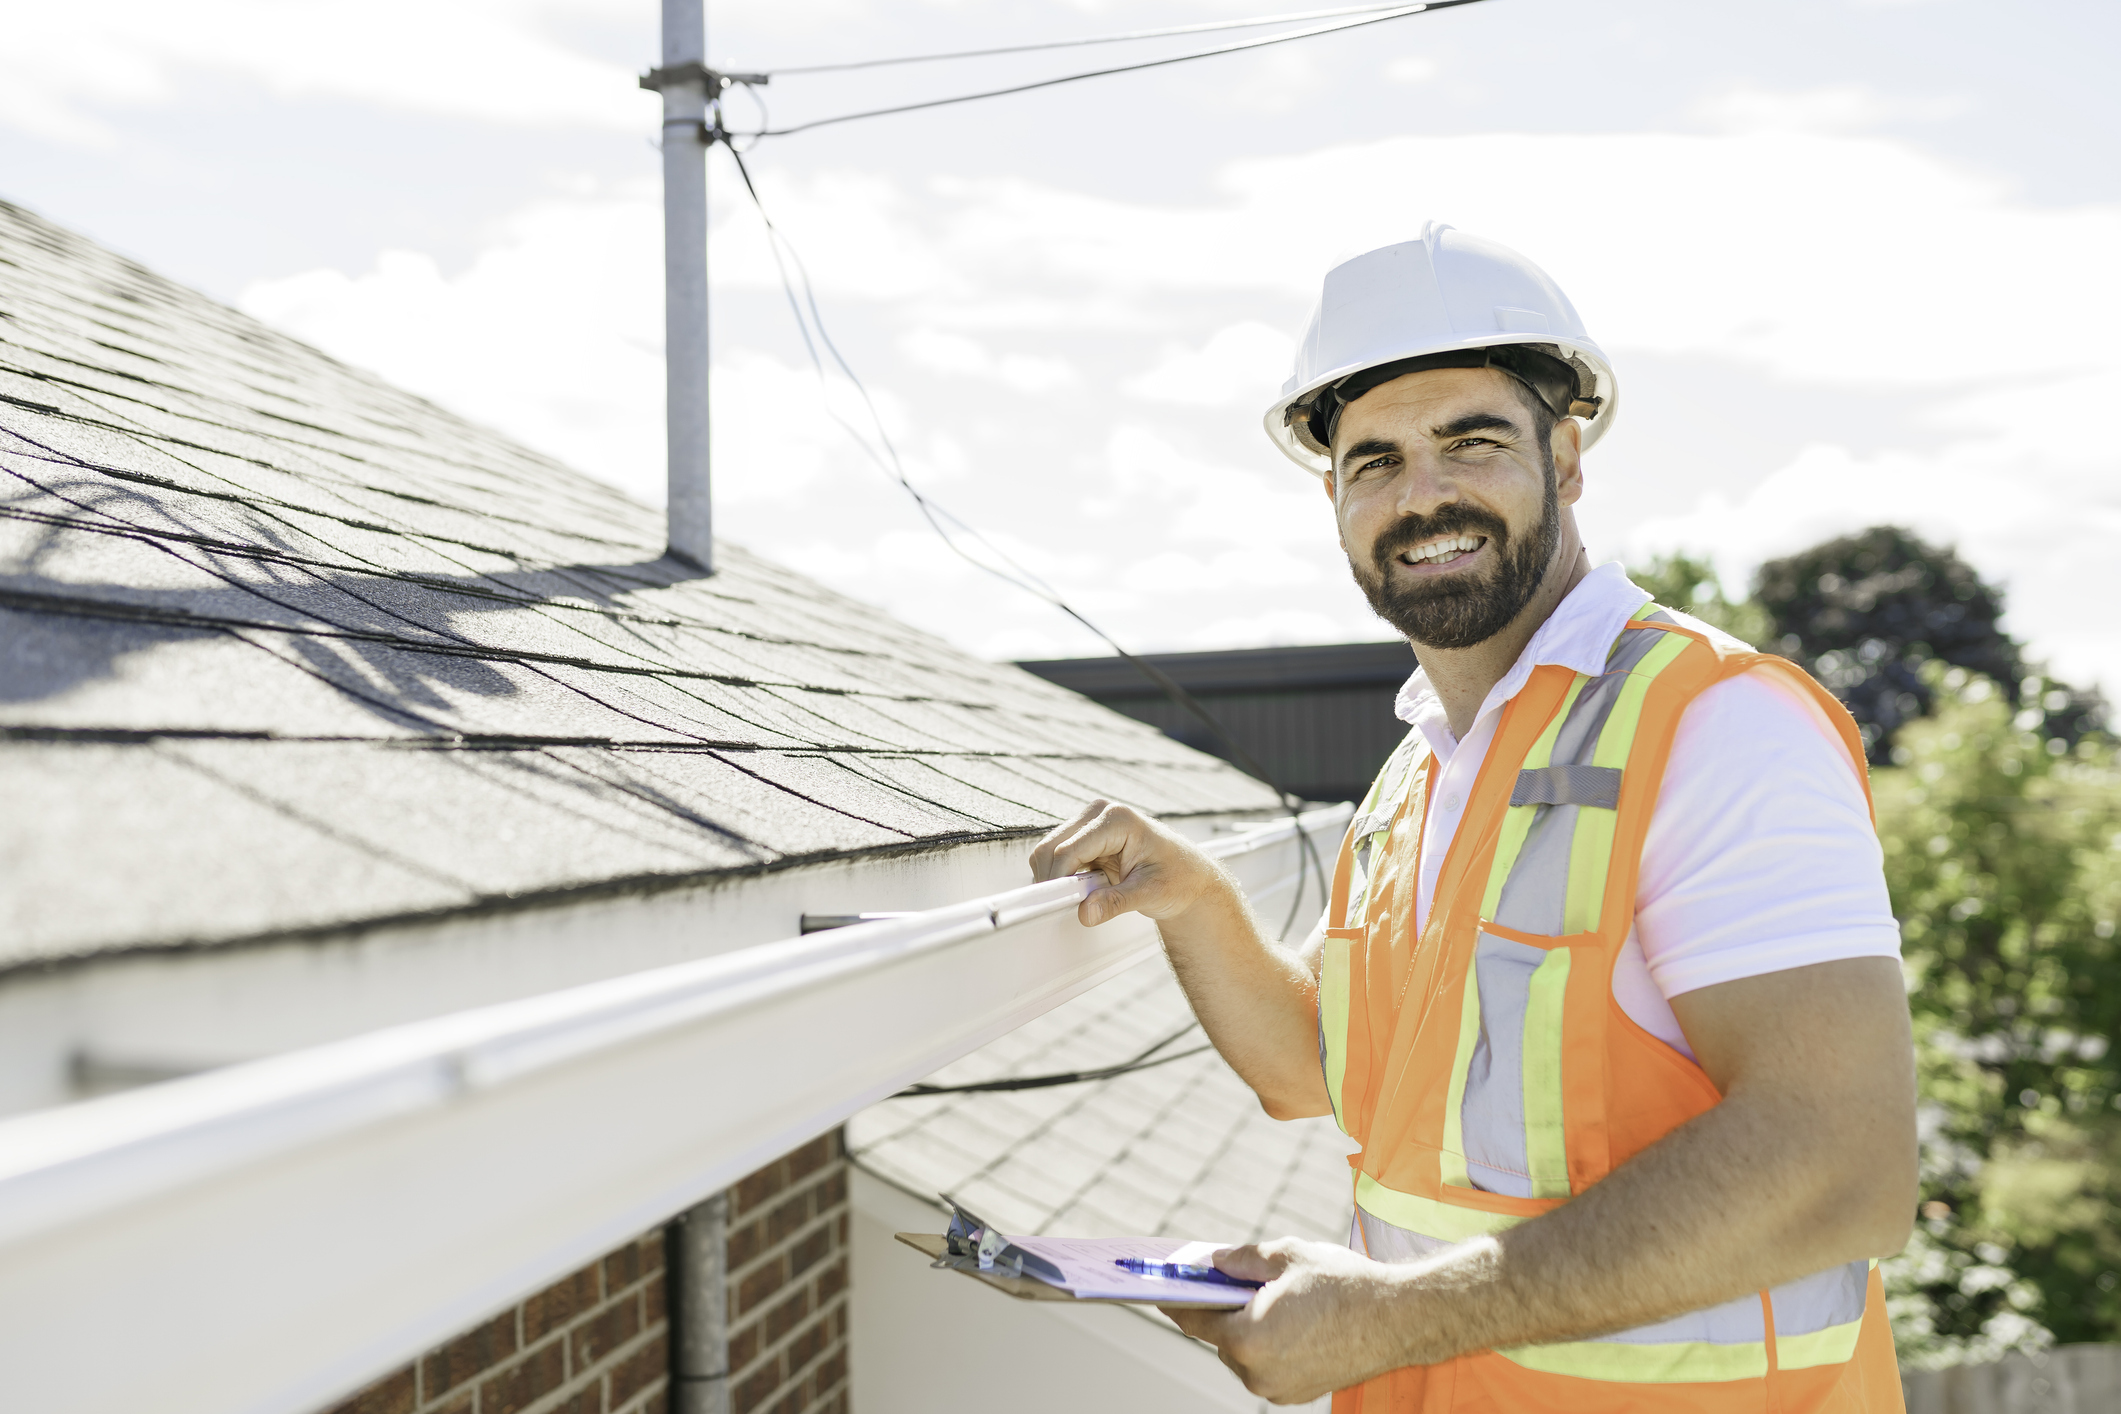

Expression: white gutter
xmin=0 ymin=803 xmax=1349 ymax=1414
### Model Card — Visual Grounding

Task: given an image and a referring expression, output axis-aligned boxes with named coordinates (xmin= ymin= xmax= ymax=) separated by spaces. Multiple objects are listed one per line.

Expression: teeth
xmin=1402 ymin=534 xmax=1483 ymax=565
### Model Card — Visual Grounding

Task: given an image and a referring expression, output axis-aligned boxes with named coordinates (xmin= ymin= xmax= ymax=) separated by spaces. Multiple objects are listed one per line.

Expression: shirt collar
xmin=1392 ymin=561 xmax=1653 ymax=751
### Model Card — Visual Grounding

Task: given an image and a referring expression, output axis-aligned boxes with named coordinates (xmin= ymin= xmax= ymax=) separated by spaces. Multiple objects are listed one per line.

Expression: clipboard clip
xmin=935 ymin=1194 xmax=1062 ymax=1282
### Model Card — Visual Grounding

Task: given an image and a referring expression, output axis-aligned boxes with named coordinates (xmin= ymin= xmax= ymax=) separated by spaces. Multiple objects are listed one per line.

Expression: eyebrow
xmin=1432 ymin=412 xmax=1523 ymax=439
xmin=1336 ymin=413 xmax=1525 ymax=470
xmin=1338 ymin=437 xmax=1397 ymax=470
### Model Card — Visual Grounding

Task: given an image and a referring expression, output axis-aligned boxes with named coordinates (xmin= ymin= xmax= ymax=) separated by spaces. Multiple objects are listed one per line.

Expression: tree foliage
xmin=1875 ymin=669 xmax=2121 ymax=1356
xmin=1754 ymin=527 xmax=2015 ymax=762
xmin=1628 ymin=552 xmax=1772 ymax=647
xmin=1751 ymin=526 xmax=2104 ymax=762
xmin=1641 ymin=536 xmax=2120 ymax=1359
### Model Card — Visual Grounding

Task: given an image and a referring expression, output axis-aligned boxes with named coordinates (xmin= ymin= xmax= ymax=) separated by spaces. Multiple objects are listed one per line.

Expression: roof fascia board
xmin=0 ymin=805 xmax=1349 ymax=1414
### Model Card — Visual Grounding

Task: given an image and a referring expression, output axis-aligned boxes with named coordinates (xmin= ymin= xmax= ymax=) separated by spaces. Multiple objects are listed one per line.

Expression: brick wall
xmin=320 ymin=1131 xmax=852 ymax=1414
xmin=323 ymin=1230 xmax=668 ymax=1414
xmin=725 ymin=1131 xmax=852 ymax=1414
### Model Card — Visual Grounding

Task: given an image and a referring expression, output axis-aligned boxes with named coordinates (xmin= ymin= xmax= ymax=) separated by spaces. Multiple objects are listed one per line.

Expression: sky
xmin=3 ymin=0 xmax=2117 ymax=692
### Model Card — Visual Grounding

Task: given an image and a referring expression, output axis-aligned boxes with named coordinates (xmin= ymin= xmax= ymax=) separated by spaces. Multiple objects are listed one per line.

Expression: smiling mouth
xmin=1397 ymin=533 xmax=1488 ymax=568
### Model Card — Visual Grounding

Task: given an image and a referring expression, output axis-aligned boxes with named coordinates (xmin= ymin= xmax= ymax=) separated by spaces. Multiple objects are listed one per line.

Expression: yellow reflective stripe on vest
xmin=1449 ymin=623 xmax=1700 ymax=1198
xmin=1320 ymin=934 xmax=1352 ymax=1131
xmin=1775 ymin=1319 xmax=1866 ymax=1371
xmin=1354 ymin=1172 xmax=1523 ymax=1241
xmin=1497 ymin=1336 xmax=1769 ymax=1385
xmin=1520 ymin=946 xmax=1572 ymax=1198
xmin=1438 ymin=955 xmax=1484 ymax=1190
xmin=1563 ymin=628 xmax=1692 ymax=932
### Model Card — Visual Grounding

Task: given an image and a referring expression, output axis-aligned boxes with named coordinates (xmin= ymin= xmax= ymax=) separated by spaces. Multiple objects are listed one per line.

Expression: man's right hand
xmin=1032 ymin=798 xmax=1333 ymax=1121
xmin=1028 ymin=799 xmax=1234 ymax=929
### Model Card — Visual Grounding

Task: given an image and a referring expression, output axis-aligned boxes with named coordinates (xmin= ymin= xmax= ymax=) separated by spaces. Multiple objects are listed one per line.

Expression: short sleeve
xmin=1633 ymin=667 xmax=1903 ymax=1001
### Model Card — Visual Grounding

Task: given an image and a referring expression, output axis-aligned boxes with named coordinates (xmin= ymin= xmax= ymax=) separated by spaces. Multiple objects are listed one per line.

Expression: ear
xmin=1551 ymin=417 xmax=1585 ymax=507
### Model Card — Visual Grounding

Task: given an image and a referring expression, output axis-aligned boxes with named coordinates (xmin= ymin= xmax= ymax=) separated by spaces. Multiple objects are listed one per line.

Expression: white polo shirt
xmin=1392 ymin=562 xmax=1902 ymax=1058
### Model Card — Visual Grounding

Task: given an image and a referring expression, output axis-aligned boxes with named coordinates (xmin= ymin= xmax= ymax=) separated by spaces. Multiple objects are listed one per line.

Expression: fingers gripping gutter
xmin=1029 ymin=799 xmax=1215 ymax=928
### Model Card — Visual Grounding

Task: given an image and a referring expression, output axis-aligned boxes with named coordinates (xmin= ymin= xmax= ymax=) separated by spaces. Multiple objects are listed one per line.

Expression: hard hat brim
xmin=1263 ymin=332 xmax=1618 ymax=476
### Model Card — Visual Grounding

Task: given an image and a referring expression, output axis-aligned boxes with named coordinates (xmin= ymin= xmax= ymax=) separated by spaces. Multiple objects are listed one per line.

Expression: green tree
xmin=1752 ymin=526 xmax=2104 ymax=762
xmin=1630 ymin=551 xmax=1771 ymax=646
xmin=1875 ymin=666 xmax=2121 ymax=1357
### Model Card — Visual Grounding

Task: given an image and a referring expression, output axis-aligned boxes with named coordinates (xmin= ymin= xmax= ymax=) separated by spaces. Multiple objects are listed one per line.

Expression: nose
xmin=1389 ymin=446 xmax=1461 ymax=520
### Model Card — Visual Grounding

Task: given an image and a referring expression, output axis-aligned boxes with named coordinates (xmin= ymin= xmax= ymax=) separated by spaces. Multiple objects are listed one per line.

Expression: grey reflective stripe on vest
xmin=1490 ymin=620 xmax=1668 ymax=936
xmin=1459 ymin=933 xmax=1546 ymax=1199
xmin=1512 ymin=764 xmax=1622 ymax=809
xmin=1773 ymin=1260 xmax=1870 ymax=1336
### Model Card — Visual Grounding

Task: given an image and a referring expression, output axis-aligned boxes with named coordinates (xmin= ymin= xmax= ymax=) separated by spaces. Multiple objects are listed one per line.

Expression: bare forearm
xmin=1157 ymin=872 xmax=1331 ymax=1119
xmin=1373 ymin=1085 xmax=1915 ymax=1366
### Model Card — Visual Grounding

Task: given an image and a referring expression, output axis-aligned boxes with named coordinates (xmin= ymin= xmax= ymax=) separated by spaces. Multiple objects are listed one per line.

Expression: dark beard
xmin=1349 ymin=467 xmax=1561 ymax=650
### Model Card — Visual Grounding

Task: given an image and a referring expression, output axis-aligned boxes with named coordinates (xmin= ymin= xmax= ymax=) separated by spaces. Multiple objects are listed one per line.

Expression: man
xmin=1030 ymin=225 xmax=1916 ymax=1412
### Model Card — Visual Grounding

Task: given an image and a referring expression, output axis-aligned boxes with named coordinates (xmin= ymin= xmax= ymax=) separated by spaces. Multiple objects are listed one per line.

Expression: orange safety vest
xmin=1318 ymin=606 xmax=1905 ymax=1414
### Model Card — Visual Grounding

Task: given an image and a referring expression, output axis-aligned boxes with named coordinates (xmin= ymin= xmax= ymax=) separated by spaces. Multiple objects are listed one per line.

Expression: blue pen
xmin=1113 ymin=1258 xmax=1264 ymax=1289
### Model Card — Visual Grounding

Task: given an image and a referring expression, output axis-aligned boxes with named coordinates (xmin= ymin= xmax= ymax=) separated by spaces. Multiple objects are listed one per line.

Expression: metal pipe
xmin=668 ymin=1191 xmax=730 ymax=1414
xmin=659 ymin=0 xmax=713 ymax=574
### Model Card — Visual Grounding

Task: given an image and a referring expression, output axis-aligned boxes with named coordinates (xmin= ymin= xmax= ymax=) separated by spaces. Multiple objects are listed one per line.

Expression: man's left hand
xmin=1162 ymin=1239 xmax=1416 ymax=1405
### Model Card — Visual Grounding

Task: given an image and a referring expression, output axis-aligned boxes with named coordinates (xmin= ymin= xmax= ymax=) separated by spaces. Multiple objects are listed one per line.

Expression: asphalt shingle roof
xmin=849 ymin=957 xmax=1355 ymax=1247
xmin=0 ymin=199 xmax=1278 ymax=974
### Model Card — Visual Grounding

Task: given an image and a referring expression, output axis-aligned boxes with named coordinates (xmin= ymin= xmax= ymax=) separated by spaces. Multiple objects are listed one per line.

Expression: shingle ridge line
xmin=0 ymin=502 xmax=976 ymax=668
xmin=0 ymin=584 xmax=1154 ymax=728
xmin=0 ymin=320 xmax=639 ymax=497
xmin=3 ymin=419 xmax=645 ymax=560
xmin=0 ymin=362 xmax=655 ymax=548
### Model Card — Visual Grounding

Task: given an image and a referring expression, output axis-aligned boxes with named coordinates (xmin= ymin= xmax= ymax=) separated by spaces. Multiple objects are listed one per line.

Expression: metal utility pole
xmin=649 ymin=0 xmax=713 ymax=574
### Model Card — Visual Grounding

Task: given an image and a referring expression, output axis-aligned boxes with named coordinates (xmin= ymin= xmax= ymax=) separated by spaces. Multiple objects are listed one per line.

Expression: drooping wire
xmin=893 ymin=1022 xmax=1208 ymax=1097
xmin=730 ymin=0 xmax=1488 ymax=139
xmin=719 ymin=140 xmax=1331 ymax=940
xmin=770 ymin=1 xmax=1455 ymax=75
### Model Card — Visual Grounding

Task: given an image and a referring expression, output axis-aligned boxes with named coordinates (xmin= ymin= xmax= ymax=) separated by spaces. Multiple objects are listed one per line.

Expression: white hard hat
xmin=1263 ymin=222 xmax=1617 ymax=475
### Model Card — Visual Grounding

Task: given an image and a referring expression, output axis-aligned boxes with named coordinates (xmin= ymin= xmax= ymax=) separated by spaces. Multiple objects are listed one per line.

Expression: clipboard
xmin=896 ymin=1194 xmax=1252 ymax=1309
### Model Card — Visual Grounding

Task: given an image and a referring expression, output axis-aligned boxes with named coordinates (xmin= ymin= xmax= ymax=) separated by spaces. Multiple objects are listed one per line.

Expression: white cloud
xmin=1627 ymin=438 xmax=2121 ymax=691
xmin=0 ymin=0 xmax=647 ymax=145
xmin=1385 ymin=55 xmax=1440 ymax=84
xmin=241 ymin=187 xmax=667 ymax=500
xmin=899 ymin=328 xmax=1079 ymax=393
xmin=1121 ymin=321 xmax=1294 ymax=407
xmin=232 ymin=123 xmax=2121 ymax=686
xmin=1694 ymin=82 xmax=1960 ymax=135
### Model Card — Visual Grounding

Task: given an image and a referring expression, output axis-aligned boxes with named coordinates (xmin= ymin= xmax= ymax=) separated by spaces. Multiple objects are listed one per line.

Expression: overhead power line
xmin=722 ymin=144 xmax=1331 ymax=935
xmin=770 ymin=1 xmax=1462 ymax=75
xmin=727 ymin=0 xmax=1489 ymax=139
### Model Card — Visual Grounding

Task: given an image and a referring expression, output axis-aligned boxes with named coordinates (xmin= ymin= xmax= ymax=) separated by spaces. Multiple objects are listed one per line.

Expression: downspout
xmin=668 ymin=1191 xmax=729 ymax=1414
xmin=653 ymin=0 xmax=713 ymax=574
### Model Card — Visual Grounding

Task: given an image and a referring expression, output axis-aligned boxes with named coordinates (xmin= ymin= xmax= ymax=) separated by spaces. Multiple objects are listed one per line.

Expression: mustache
xmin=1370 ymin=504 xmax=1512 ymax=569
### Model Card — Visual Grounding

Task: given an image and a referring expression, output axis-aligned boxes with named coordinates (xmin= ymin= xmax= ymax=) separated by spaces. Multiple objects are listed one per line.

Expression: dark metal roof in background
xmin=1016 ymin=640 xmax=1416 ymax=698
xmin=0 ymin=199 xmax=1277 ymax=974
xmin=1017 ymin=641 xmax=1418 ymax=806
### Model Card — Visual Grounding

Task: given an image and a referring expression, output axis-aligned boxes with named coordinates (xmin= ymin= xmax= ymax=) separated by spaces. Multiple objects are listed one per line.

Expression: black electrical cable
xmin=722 ymin=143 xmax=1332 ymax=940
xmin=770 ymin=2 xmax=1449 ymax=75
xmin=893 ymin=1022 xmax=1208 ymax=1097
xmin=728 ymin=0 xmax=1489 ymax=139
